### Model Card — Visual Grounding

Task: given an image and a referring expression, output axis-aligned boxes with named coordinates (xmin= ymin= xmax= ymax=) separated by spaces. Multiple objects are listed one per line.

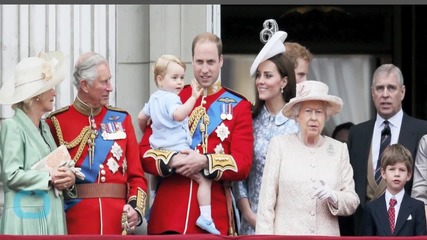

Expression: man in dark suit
xmin=362 ymin=144 xmax=427 ymax=236
xmin=344 ymin=64 xmax=427 ymax=236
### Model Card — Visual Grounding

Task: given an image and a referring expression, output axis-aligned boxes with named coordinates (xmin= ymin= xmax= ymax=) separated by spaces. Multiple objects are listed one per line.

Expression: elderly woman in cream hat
xmin=0 ymin=51 xmax=76 ymax=235
xmin=256 ymin=80 xmax=360 ymax=236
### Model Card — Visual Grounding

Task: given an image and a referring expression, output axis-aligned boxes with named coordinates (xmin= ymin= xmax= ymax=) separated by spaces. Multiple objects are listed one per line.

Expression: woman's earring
xmin=281 ymin=87 xmax=284 ymax=94
xmin=36 ymin=97 xmax=40 ymax=101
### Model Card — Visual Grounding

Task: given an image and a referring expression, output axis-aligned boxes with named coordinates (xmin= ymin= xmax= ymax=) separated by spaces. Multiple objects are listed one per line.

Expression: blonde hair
xmin=153 ymin=55 xmax=186 ymax=87
xmin=284 ymin=42 xmax=313 ymax=69
xmin=12 ymin=96 xmax=37 ymax=114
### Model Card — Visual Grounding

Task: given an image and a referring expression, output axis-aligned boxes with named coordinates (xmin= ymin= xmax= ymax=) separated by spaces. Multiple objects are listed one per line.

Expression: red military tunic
xmin=46 ymin=99 xmax=148 ymax=235
xmin=140 ymin=83 xmax=253 ymax=235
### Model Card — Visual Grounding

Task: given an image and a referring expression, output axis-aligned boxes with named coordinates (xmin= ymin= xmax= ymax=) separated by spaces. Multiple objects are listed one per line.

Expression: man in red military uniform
xmin=47 ymin=52 xmax=148 ymax=235
xmin=140 ymin=32 xmax=254 ymax=235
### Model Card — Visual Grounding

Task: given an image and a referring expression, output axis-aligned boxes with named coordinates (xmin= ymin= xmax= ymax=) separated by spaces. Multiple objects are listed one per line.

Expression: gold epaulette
xmin=222 ymin=87 xmax=249 ymax=101
xmin=47 ymin=105 xmax=70 ymax=119
xmin=106 ymin=105 xmax=128 ymax=114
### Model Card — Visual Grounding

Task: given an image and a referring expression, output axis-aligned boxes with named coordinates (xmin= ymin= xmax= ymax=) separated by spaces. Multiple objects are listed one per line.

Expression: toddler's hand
xmin=191 ymin=79 xmax=203 ymax=99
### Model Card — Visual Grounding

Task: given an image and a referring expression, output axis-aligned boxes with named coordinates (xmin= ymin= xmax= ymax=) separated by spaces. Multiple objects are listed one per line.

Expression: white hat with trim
xmin=249 ymin=30 xmax=288 ymax=78
xmin=0 ymin=51 xmax=65 ymax=105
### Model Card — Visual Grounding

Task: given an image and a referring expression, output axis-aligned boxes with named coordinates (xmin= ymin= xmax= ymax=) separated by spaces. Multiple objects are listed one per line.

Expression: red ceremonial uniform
xmin=140 ymin=84 xmax=253 ymax=235
xmin=46 ymin=99 xmax=148 ymax=235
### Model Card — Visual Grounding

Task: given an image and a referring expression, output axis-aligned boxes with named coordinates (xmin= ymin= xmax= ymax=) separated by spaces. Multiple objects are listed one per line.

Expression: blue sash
xmin=65 ymin=110 xmax=126 ymax=210
xmin=191 ymin=91 xmax=242 ymax=149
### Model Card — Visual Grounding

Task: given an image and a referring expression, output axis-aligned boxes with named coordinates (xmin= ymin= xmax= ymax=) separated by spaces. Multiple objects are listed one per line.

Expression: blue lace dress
xmin=232 ymin=105 xmax=299 ymax=235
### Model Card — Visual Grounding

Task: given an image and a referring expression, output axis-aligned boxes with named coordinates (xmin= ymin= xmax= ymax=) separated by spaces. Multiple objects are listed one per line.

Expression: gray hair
xmin=291 ymin=101 xmax=333 ymax=121
xmin=372 ymin=64 xmax=404 ymax=87
xmin=73 ymin=52 xmax=108 ymax=88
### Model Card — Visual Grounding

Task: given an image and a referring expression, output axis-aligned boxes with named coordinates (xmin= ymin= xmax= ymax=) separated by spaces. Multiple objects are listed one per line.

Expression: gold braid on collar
xmin=203 ymin=80 xmax=222 ymax=96
xmin=50 ymin=116 xmax=91 ymax=162
xmin=73 ymin=96 xmax=102 ymax=116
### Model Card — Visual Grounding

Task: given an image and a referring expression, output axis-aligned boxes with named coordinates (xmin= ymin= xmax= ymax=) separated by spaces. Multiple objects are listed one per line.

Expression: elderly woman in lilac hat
xmin=256 ymin=80 xmax=360 ymax=236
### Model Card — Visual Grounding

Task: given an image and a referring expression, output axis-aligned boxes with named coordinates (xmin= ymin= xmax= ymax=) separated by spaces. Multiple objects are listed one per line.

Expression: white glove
xmin=61 ymin=160 xmax=85 ymax=181
xmin=54 ymin=160 xmax=86 ymax=197
xmin=314 ymin=179 xmax=338 ymax=207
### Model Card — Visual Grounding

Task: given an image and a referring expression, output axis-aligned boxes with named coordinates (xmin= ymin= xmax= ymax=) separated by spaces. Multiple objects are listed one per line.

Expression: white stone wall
xmin=0 ymin=4 xmax=117 ymax=118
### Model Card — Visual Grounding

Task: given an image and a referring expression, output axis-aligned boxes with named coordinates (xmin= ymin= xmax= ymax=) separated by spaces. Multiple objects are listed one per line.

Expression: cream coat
xmin=256 ymin=133 xmax=359 ymax=236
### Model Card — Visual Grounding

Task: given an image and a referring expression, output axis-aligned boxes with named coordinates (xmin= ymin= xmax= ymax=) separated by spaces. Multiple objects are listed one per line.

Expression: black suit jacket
xmin=362 ymin=193 xmax=427 ymax=236
xmin=343 ymin=112 xmax=427 ymax=235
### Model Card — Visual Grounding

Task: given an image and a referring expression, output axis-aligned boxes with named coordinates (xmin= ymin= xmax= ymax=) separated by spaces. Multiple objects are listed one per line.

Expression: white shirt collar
xmin=385 ymin=188 xmax=404 ymax=207
xmin=375 ymin=109 xmax=403 ymax=130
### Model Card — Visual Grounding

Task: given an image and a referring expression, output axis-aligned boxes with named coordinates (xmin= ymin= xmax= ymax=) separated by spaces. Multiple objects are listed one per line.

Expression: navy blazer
xmin=362 ymin=193 xmax=427 ymax=236
xmin=342 ymin=113 xmax=427 ymax=235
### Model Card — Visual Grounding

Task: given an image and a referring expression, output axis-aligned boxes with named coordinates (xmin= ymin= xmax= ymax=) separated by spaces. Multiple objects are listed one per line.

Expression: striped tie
xmin=374 ymin=120 xmax=391 ymax=184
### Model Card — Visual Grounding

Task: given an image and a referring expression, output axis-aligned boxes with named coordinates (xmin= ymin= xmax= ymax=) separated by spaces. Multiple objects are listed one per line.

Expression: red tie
xmin=388 ymin=198 xmax=397 ymax=234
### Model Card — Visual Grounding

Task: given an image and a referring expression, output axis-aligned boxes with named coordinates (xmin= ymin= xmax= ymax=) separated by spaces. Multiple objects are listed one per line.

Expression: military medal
xmin=111 ymin=142 xmax=123 ymax=160
xmin=107 ymin=157 xmax=119 ymax=174
xmin=108 ymin=123 xmax=115 ymax=138
xmin=214 ymin=143 xmax=225 ymax=154
xmin=114 ymin=122 xmax=127 ymax=139
xmin=220 ymin=104 xmax=227 ymax=120
xmin=215 ymin=122 xmax=230 ymax=142
xmin=226 ymin=104 xmax=233 ymax=120
xmin=221 ymin=103 xmax=233 ymax=120
xmin=100 ymin=122 xmax=127 ymax=140
xmin=100 ymin=123 xmax=108 ymax=140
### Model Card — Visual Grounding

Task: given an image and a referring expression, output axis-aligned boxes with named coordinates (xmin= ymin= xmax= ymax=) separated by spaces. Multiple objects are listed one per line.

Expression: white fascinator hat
xmin=249 ymin=19 xmax=288 ymax=78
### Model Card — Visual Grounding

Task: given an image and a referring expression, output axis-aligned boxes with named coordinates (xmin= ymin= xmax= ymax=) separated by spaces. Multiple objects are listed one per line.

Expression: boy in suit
xmin=363 ymin=144 xmax=427 ymax=236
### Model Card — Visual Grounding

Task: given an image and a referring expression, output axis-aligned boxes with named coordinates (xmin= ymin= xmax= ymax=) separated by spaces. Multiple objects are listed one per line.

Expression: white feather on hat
xmin=0 ymin=51 xmax=66 ymax=105
xmin=283 ymin=80 xmax=343 ymax=118
xmin=249 ymin=31 xmax=288 ymax=78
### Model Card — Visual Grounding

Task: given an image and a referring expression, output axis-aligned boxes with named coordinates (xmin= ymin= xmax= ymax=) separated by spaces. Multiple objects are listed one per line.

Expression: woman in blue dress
xmin=232 ymin=30 xmax=300 ymax=235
